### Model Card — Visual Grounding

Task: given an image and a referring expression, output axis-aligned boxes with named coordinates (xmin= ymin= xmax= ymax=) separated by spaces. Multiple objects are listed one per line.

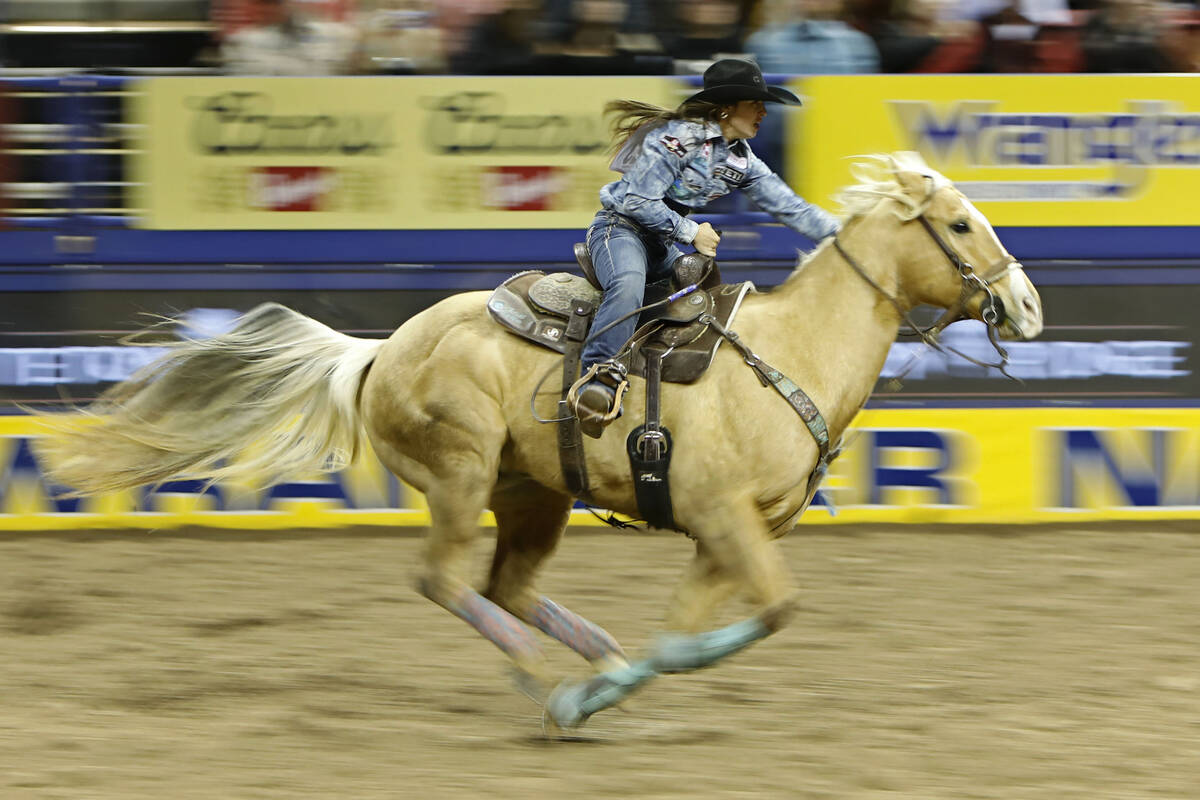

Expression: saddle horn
xmin=672 ymin=253 xmax=719 ymax=290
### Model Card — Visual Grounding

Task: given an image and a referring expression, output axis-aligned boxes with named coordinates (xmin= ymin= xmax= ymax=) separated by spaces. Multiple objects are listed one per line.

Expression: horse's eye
xmin=950 ymin=220 xmax=971 ymax=234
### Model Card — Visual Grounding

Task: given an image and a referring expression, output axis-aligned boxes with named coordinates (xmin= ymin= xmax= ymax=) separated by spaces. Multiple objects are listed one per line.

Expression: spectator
xmin=951 ymin=0 xmax=1070 ymax=23
xmin=222 ymin=0 xmax=363 ymax=75
xmin=868 ymin=0 xmax=985 ymax=71
xmin=976 ymin=0 xmax=1040 ymax=71
xmin=745 ymin=0 xmax=881 ymax=73
xmin=450 ymin=0 xmax=553 ymax=74
xmin=540 ymin=0 xmax=672 ymax=74
xmin=434 ymin=0 xmax=505 ymax=66
xmin=665 ymin=0 xmax=749 ymax=60
xmin=357 ymin=0 xmax=447 ymax=74
xmin=1159 ymin=5 xmax=1199 ymax=71
xmin=1080 ymin=0 xmax=1173 ymax=71
xmin=549 ymin=0 xmax=628 ymax=60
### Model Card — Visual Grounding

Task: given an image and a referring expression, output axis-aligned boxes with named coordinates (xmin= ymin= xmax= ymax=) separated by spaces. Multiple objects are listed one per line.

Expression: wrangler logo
xmin=889 ymin=99 xmax=1200 ymax=201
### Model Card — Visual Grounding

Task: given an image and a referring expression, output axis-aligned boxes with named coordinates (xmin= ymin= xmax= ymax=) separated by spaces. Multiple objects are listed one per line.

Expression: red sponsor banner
xmin=248 ymin=167 xmax=335 ymax=211
xmin=480 ymin=166 xmax=565 ymax=212
xmin=213 ymin=0 xmax=353 ymax=36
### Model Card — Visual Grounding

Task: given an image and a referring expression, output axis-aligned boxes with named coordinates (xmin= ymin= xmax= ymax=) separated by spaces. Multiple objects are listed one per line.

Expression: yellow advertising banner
xmin=134 ymin=76 xmax=680 ymax=230
xmin=4 ymin=409 xmax=1199 ymax=530
xmin=790 ymin=75 xmax=1199 ymax=227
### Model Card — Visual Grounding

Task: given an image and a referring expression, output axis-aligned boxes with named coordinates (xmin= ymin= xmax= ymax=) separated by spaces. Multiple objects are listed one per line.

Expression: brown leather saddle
xmin=486 ymin=244 xmax=755 ymax=531
xmin=487 ymin=244 xmax=754 ymax=383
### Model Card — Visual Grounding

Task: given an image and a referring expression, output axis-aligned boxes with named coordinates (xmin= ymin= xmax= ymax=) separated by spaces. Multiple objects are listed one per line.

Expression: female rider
xmin=570 ymin=58 xmax=841 ymax=438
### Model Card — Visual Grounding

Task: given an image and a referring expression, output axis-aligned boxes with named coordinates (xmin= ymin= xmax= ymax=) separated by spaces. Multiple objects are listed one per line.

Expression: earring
xmin=719 ymin=111 xmax=729 ymax=120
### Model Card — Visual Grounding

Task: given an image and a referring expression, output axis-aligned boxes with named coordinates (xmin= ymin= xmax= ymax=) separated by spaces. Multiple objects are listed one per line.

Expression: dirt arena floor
xmin=2 ymin=524 xmax=1199 ymax=799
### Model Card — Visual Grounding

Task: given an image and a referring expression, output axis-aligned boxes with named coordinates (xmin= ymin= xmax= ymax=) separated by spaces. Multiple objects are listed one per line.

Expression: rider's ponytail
xmin=604 ymin=99 xmax=725 ymax=154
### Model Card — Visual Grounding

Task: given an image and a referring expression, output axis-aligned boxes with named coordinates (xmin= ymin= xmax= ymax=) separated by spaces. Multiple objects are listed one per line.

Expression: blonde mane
xmin=835 ymin=151 xmax=951 ymax=222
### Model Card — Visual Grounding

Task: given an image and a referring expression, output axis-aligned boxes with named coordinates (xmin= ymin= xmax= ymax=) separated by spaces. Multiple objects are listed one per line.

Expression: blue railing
xmin=1 ymin=75 xmax=134 ymax=226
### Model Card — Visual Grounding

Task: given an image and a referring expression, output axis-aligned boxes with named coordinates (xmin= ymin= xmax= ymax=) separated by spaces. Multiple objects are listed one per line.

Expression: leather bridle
xmin=832 ymin=211 xmax=1025 ymax=382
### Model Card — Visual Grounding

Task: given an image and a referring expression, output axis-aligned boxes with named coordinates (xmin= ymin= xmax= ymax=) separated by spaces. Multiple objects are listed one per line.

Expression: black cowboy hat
xmin=684 ymin=59 xmax=802 ymax=106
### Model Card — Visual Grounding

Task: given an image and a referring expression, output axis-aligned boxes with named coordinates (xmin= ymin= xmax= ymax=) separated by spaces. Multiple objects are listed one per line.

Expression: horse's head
xmin=838 ymin=152 xmax=1043 ymax=342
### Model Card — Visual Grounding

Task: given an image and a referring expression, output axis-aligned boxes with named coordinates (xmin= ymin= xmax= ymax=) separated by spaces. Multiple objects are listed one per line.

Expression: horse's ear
xmin=889 ymin=151 xmax=937 ymax=206
xmin=894 ymin=166 xmax=934 ymax=205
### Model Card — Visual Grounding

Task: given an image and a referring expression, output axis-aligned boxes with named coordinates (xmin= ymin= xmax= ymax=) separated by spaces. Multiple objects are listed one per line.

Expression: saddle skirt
xmin=487 ymin=270 xmax=755 ymax=383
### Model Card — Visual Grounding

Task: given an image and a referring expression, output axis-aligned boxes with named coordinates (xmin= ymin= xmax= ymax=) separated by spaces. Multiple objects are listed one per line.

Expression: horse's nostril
xmin=1022 ymin=297 xmax=1037 ymax=314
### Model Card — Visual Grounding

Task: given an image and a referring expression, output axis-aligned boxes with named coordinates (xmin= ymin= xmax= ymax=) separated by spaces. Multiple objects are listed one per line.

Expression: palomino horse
xmin=37 ymin=152 xmax=1043 ymax=731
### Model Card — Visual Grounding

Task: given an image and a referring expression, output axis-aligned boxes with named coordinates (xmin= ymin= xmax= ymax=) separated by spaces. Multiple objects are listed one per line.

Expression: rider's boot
xmin=568 ymin=360 xmax=628 ymax=440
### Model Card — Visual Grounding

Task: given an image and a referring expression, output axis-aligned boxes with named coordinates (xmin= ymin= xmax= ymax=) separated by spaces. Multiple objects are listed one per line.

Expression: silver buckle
xmin=636 ymin=428 xmax=668 ymax=455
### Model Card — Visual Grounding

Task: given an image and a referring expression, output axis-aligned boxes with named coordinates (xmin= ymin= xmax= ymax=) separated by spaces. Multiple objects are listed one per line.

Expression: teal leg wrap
xmin=546 ymin=659 xmax=658 ymax=729
xmin=651 ymin=616 xmax=771 ymax=674
xmin=545 ymin=616 xmax=773 ymax=729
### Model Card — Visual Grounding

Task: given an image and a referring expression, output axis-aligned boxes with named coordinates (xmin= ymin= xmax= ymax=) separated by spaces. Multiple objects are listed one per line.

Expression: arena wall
xmin=1 ymin=73 xmax=1197 ymax=529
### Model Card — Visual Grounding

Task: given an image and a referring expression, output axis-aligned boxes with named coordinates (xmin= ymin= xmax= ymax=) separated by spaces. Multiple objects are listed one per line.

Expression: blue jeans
xmin=580 ymin=210 xmax=682 ymax=369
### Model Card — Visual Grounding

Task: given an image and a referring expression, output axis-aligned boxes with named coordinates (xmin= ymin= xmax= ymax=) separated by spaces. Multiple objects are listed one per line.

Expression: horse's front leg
xmin=663 ymin=539 xmax=743 ymax=633
xmin=545 ymin=499 xmax=794 ymax=729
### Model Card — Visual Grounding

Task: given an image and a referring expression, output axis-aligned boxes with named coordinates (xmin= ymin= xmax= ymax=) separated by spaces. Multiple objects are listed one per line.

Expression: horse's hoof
xmin=544 ymin=680 xmax=590 ymax=730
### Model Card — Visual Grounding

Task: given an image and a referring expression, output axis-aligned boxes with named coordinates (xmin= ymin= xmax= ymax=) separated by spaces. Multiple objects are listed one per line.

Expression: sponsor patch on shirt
xmin=713 ymin=165 xmax=746 ymax=184
xmin=726 ymin=152 xmax=748 ymax=170
xmin=660 ymin=135 xmax=688 ymax=158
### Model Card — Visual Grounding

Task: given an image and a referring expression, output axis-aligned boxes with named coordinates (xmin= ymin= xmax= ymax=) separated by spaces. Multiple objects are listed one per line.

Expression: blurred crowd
xmin=219 ymin=0 xmax=1198 ymax=76
xmin=0 ymin=0 xmax=1196 ymax=74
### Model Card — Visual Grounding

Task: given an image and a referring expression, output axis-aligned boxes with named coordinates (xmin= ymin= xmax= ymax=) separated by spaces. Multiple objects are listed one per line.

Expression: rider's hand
xmin=692 ymin=222 xmax=720 ymax=257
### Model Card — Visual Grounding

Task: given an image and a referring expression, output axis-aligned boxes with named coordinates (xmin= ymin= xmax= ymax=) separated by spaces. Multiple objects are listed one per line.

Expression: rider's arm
xmin=606 ymin=127 xmax=701 ymax=246
xmin=740 ymin=150 xmax=840 ymax=241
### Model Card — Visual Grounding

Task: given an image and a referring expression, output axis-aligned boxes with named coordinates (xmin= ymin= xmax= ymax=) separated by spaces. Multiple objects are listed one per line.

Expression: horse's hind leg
xmin=415 ymin=449 xmax=548 ymax=682
xmin=545 ymin=498 xmax=792 ymax=729
xmin=486 ymin=484 xmax=628 ymax=672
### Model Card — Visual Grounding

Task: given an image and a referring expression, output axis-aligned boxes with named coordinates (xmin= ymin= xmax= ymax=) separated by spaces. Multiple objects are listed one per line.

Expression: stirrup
xmin=567 ymin=362 xmax=629 ymax=438
xmin=568 ymin=361 xmax=629 ymax=416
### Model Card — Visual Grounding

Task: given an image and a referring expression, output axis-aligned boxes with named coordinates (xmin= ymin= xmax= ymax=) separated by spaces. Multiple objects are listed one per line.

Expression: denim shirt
xmin=599 ymin=118 xmax=840 ymax=246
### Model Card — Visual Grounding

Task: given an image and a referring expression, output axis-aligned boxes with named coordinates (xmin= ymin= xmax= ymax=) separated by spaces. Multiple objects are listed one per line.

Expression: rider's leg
xmin=579 ymin=213 xmax=650 ymax=370
xmin=572 ymin=214 xmax=651 ymax=436
xmin=579 ymin=222 xmax=682 ymax=369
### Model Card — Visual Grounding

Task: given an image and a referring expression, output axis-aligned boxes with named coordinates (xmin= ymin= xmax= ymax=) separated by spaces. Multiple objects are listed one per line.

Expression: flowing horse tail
xmin=35 ymin=303 xmax=385 ymax=496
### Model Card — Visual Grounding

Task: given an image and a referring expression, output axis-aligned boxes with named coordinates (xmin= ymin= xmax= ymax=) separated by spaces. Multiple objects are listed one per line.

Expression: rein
xmin=832 ymin=214 xmax=1023 ymax=384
